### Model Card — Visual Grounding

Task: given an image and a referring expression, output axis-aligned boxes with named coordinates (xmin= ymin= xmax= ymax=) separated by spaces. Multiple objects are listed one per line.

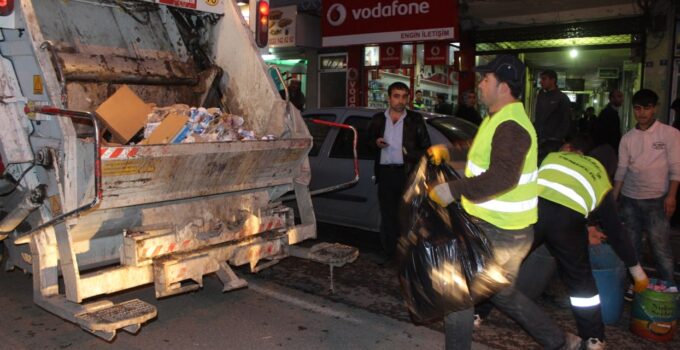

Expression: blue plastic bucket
xmin=589 ymin=244 xmax=626 ymax=325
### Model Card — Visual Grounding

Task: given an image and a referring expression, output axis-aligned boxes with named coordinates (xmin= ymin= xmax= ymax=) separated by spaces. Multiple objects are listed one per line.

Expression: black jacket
xmin=534 ymin=88 xmax=571 ymax=142
xmin=454 ymin=104 xmax=482 ymax=125
xmin=435 ymin=102 xmax=454 ymax=115
xmin=367 ymin=110 xmax=431 ymax=182
xmin=592 ymin=104 xmax=621 ymax=152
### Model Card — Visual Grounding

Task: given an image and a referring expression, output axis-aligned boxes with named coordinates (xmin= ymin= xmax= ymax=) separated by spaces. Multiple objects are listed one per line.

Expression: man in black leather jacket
xmin=368 ymin=82 xmax=431 ymax=261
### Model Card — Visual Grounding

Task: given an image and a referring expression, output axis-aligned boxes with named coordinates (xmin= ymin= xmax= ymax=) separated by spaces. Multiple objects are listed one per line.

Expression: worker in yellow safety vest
xmin=427 ymin=54 xmax=580 ymax=350
xmin=530 ymin=133 xmax=648 ymax=350
xmin=413 ymin=90 xmax=426 ymax=110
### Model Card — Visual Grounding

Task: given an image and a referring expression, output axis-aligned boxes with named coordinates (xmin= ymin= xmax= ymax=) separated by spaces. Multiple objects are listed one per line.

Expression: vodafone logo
xmin=386 ymin=46 xmax=396 ymax=56
xmin=430 ymin=46 xmax=440 ymax=57
xmin=347 ymin=68 xmax=359 ymax=81
xmin=327 ymin=4 xmax=347 ymax=27
xmin=327 ymin=1 xmax=430 ymax=27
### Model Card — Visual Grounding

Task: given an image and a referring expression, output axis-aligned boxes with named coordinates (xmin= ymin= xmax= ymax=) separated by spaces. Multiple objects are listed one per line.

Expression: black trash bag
xmin=397 ymin=158 xmax=511 ymax=324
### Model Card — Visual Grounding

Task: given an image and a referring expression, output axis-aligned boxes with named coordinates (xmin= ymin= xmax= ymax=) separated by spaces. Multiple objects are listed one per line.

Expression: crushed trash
xmin=141 ymin=104 xmax=269 ymax=144
xmin=646 ymin=280 xmax=679 ymax=293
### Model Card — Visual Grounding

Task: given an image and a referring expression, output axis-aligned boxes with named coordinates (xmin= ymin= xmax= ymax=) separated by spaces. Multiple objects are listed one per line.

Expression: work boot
xmin=561 ymin=332 xmax=582 ymax=350
xmin=585 ymin=337 xmax=606 ymax=350
xmin=473 ymin=314 xmax=483 ymax=330
xmin=623 ymin=285 xmax=634 ymax=302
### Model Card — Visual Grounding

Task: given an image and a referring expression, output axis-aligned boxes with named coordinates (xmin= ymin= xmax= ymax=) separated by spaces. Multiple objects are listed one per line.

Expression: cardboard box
xmin=95 ymin=85 xmax=153 ymax=144
xmin=141 ymin=113 xmax=189 ymax=145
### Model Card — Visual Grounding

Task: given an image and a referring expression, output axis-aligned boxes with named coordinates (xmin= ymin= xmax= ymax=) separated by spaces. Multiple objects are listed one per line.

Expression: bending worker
xmin=473 ymin=134 xmax=648 ymax=350
xmin=526 ymin=134 xmax=648 ymax=350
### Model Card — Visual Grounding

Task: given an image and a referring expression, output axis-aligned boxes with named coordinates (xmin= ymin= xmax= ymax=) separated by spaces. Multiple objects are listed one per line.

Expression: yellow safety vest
xmin=461 ymin=102 xmax=538 ymax=230
xmin=538 ymin=152 xmax=612 ymax=217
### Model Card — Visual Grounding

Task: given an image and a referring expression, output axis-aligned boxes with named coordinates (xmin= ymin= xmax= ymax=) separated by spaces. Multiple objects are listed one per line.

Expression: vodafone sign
xmin=323 ymin=0 xmax=458 ymax=47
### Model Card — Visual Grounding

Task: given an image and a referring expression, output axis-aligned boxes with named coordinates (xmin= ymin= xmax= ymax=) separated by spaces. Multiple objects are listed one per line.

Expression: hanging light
xmin=569 ymin=48 xmax=578 ymax=58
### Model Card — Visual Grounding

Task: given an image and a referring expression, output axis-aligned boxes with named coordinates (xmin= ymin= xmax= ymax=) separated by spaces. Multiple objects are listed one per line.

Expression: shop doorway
xmin=475 ymin=18 xmax=645 ymax=133
xmin=318 ymin=54 xmax=348 ymax=108
xmin=522 ymin=48 xmax=642 ymax=130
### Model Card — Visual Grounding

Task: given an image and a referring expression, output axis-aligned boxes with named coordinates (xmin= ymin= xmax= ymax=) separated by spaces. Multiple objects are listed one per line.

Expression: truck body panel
xmin=0 ymin=0 xmax=333 ymax=340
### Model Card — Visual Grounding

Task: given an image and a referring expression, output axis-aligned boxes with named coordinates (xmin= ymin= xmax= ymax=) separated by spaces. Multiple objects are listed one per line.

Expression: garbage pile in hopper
xmin=142 ymin=104 xmax=274 ymax=144
xmin=94 ymin=85 xmax=274 ymax=146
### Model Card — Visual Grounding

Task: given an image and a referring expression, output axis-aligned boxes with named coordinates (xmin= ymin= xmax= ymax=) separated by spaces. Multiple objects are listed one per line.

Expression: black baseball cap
xmin=475 ymin=55 xmax=525 ymax=89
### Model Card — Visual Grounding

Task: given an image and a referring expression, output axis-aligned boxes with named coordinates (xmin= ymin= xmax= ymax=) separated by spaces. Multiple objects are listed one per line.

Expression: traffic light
xmin=255 ymin=0 xmax=269 ymax=48
xmin=0 ymin=0 xmax=15 ymax=16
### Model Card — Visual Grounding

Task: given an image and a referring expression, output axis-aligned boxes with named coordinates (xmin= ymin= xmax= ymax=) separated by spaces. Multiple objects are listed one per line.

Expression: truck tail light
xmin=0 ymin=0 xmax=14 ymax=17
xmin=255 ymin=0 xmax=269 ymax=48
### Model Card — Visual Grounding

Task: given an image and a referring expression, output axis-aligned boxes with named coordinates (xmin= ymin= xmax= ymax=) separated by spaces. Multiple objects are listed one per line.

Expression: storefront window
xmin=320 ymin=55 xmax=347 ymax=70
xmin=413 ymin=43 xmax=459 ymax=114
xmin=364 ymin=46 xmax=379 ymax=67
xmin=363 ymin=43 xmax=459 ymax=111
xmin=402 ymin=44 xmax=414 ymax=65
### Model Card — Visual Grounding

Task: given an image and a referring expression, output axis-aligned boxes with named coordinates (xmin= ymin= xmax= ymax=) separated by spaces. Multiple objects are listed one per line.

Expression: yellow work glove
xmin=428 ymin=183 xmax=455 ymax=207
xmin=427 ymin=145 xmax=450 ymax=165
xmin=629 ymin=264 xmax=649 ymax=293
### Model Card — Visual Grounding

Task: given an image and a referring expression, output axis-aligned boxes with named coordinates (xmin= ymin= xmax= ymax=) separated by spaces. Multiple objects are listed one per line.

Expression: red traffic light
xmin=255 ymin=0 xmax=269 ymax=48
xmin=258 ymin=1 xmax=269 ymax=16
xmin=0 ymin=0 xmax=15 ymax=16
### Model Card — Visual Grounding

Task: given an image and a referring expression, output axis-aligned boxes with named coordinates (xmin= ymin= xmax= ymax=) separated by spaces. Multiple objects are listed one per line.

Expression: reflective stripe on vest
xmin=475 ymin=197 xmax=538 ymax=213
xmin=538 ymin=152 xmax=612 ymax=217
xmin=461 ymin=102 xmax=538 ymax=230
xmin=540 ymin=163 xmax=597 ymax=212
xmin=570 ymin=294 xmax=601 ymax=308
xmin=538 ymin=178 xmax=589 ymax=214
xmin=467 ymin=160 xmax=538 ymax=185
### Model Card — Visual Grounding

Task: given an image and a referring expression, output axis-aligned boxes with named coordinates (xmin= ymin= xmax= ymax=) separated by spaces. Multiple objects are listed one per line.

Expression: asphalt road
xmin=1 ymin=222 xmax=678 ymax=349
xmin=256 ymin=222 xmax=680 ymax=350
xmin=0 ymin=254 xmax=490 ymax=350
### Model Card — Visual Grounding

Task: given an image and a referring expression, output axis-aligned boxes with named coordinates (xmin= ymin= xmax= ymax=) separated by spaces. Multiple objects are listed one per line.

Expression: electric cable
xmin=0 ymin=120 xmax=38 ymax=196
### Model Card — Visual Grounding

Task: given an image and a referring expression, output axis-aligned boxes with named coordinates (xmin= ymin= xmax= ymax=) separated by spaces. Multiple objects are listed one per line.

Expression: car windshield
xmin=428 ymin=117 xmax=477 ymax=140
xmin=428 ymin=117 xmax=478 ymax=162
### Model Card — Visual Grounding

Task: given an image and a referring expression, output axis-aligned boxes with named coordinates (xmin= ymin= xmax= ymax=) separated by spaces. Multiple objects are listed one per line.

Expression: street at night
xmin=1 ymin=223 xmax=679 ymax=349
xmin=2 ymin=1 xmax=680 ymax=349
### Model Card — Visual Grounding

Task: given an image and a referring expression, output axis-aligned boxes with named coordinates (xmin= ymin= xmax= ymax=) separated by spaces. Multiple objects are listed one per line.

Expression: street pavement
xmin=0 ymin=261 xmax=491 ymax=350
xmin=0 ymin=224 xmax=678 ymax=349
xmin=254 ymin=223 xmax=680 ymax=350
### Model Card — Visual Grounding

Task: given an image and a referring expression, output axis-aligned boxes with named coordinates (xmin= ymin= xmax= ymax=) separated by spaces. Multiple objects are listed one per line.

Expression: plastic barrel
xmin=589 ymin=244 xmax=625 ymax=325
xmin=630 ymin=278 xmax=680 ymax=342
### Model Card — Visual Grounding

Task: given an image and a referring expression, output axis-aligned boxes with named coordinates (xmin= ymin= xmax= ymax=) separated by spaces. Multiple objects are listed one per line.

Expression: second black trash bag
xmin=397 ymin=158 xmax=511 ymax=324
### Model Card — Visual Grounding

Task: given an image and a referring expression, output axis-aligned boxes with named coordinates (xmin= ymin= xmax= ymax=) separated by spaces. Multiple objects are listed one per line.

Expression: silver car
xmin=302 ymin=107 xmax=478 ymax=232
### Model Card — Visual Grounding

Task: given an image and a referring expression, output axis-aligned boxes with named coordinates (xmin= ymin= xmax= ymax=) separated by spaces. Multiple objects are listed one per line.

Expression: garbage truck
xmin=0 ymin=0 xmax=357 ymax=341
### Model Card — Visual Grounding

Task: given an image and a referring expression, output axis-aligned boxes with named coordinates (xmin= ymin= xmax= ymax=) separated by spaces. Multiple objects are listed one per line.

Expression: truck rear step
xmin=75 ymin=299 xmax=157 ymax=341
xmin=289 ymin=243 xmax=359 ymax=293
